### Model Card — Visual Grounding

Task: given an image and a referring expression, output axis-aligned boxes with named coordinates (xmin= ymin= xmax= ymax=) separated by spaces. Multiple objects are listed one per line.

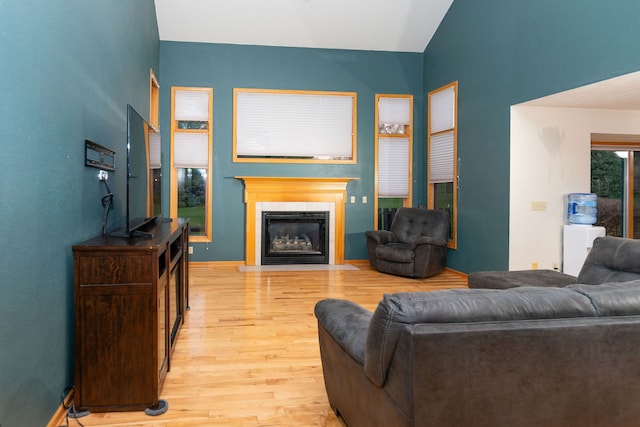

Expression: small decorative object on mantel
xmin=85 ymin=139 xmax=116 ymax=171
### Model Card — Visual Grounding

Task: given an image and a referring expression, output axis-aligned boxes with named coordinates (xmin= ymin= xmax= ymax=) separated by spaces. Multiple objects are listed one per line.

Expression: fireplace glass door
xmin=262 ymin=211 xmax=329 ymax=264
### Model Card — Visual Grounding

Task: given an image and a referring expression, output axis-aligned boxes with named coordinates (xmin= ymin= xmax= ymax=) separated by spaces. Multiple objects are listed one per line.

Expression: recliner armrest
xmin=314 ymin=299 xmax=372 ymax=365
xmin=365 ymin=230 xmax=397 ymax=245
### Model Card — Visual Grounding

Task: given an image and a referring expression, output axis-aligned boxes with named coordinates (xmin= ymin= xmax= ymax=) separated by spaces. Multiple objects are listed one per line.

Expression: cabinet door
xmin=158 ymin=272 xmax=169 ymax=382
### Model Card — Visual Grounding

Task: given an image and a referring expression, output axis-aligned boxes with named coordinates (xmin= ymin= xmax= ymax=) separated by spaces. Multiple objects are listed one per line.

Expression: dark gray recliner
xmin=365 ymin=208 xmax=449 ymax=278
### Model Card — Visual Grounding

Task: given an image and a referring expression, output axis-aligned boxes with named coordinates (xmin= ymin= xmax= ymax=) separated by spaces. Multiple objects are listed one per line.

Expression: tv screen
xmin=126 ymin=104 xmax=156 ymax=235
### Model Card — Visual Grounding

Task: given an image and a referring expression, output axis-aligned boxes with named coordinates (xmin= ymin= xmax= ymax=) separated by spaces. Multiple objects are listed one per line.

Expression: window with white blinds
xmin=376 ymin=95 xmax=413 ymax=201
xmin=175 ymin=90 xmax=210 ymax=121
xmin=378 ymin=137 xmax=410 ymax=197
xmin=170 ymin=87 xmax=213 ymax=241
xmin=428 ymin=131 xmax=454 ymax=183
xmin=149 ymin=131 xmax=161 ymax=169
xmin=428 ymin=84 xmax=456 ymax=183
xmin=173 ymin=133 xmax=208 ymax=168
xmin=234 ymin=88 xmax=356 ymax=163
xmin=428 ymin=81 xmax=458 ymax=248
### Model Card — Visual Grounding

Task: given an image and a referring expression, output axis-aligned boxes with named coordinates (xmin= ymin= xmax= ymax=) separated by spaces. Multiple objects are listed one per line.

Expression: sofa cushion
xmin=578 ymin=236 xmax=640 ymax=284
xmin=364 ymin=287 xmax=595 ymax=386
xmin=567 ymin=280 xmax=640 ymax=316
xmin=468 ymin=269 xmax=578 ymax=289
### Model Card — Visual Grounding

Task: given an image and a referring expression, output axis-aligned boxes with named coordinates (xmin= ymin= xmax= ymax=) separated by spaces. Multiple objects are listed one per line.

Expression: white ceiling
xmin=154 ymin=0 xmax=454 ymax=53
xmin=519 ymin=70 xmax=640 ymax=111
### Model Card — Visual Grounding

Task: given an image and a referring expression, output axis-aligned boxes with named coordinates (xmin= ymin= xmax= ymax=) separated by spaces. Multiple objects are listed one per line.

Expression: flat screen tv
xmin=119 ymin=104 xmax=157 ymax=238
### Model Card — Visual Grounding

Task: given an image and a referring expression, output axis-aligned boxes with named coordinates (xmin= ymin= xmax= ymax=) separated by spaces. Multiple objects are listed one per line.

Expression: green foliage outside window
xmin=177 ymin=167 xmax=206 ymax=235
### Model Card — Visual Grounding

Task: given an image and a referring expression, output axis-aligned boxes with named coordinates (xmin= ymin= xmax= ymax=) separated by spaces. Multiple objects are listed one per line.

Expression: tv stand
xmin=73 ymin=218 xmax=189 ymax=413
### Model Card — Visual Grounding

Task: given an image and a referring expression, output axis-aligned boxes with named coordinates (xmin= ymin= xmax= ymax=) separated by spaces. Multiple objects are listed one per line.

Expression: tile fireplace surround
xmin=236 ymin=177 xmax=356 ymax=266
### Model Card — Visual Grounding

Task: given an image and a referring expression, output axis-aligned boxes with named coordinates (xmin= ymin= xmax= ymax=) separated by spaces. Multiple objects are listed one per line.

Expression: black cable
xmin=58 ymin=387 xmax=87 ymax=427
xmin=100 ymin=177 xmax=113 ymax=236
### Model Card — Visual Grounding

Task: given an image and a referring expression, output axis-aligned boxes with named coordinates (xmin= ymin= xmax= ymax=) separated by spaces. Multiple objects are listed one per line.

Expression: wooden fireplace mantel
xmin=235 ymin=176 xmax=357 ymax=265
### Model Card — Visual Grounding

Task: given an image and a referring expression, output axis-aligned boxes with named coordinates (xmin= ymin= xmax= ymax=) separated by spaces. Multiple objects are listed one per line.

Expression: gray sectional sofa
xmin=315 ymin=236 xmax=640 ymax=427
xmin=468 ymin=236 xmax=640 ymax=289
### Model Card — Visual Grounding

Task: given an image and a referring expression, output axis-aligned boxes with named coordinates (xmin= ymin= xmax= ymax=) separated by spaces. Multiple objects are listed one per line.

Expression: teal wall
xmin=424 ymin=0 xmax=640 ymax=273
xmin=159 ymin=42 xmax=425 ymax=262
xmin=0 ymin=1 xmax=159 ymax=425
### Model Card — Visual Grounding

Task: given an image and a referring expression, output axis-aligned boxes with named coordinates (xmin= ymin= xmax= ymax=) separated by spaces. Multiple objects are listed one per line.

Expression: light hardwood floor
xmin=64 ymin=262 xmax=468 ymax=427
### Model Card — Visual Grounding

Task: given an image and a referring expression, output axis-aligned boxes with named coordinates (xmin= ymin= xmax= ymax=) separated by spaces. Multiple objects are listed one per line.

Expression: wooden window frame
xmin=170 ymin=86 xmax=213 ymax=242
xmin=232 ymin=88 xmax=357 ymax=164
xmin=428 ymin=81 xmax=458 ymax=249
xmin=149 ymin=69 xmax=160 ymax=131
xmin=374 ymin=94 xmax=413 ymax=229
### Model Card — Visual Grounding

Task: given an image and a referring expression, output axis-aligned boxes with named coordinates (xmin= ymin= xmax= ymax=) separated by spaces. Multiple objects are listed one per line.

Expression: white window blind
xmin=378 ymin=97 xmax=411 ymax=124
xmin=429 ymin=84 xmax=456 ymax=184
xmin=175 ymin=90 xmax=209 ymax=121
xmin=378 ymin=137 xmax=409 ymax=197
xmin=430 ymin=85 xmax=455 ymax=133
xmin=235 ymin=90 xmax=354 ymax=159
xmin=429 ymin=131 xmax=454 ymax=183
xmin=149 ymin=132 xmax=161 ymax=169
xmin=174 ymin=132 xmax=208 ymax=168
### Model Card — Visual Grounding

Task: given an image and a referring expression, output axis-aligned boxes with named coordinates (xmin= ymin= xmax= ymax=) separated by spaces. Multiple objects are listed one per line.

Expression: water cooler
xmin=562 ymin=193 xmax=605 ymax=276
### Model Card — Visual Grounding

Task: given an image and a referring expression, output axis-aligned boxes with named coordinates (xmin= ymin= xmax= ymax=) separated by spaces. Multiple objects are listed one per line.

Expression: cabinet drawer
xmin=75 ymin=254 xmax=154 ymax=285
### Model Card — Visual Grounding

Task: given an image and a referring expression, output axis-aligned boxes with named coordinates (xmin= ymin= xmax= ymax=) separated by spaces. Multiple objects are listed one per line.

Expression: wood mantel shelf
xmin=235 ymin=177 xmax=358 ymax=265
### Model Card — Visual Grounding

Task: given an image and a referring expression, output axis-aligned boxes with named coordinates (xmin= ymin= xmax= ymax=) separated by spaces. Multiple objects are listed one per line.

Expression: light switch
xmin=350 ymin=196 xmax=355 ymax=203
xmin=362 ymin=196 xmax=367 ymax=204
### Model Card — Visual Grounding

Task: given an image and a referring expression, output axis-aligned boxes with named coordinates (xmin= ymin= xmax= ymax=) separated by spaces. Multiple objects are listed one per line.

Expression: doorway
xmin=591 ymin=134 xmax=640 ymax=238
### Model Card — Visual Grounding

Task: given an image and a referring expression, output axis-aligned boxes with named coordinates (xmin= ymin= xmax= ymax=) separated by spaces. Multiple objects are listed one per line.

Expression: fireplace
xmin=235 ymin=176 xmax=355 ymax=266
xmin=262 ymin=211 xmax=330 ymax=265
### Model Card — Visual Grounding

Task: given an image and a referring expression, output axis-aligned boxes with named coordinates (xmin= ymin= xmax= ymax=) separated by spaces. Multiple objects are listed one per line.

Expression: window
xmin=427 ymin=81 xmax=458 ymax=248
xmin=233 ymin=88 xmax=357 ymax=163
xmin=170 ymin=87 xmax=213 ymax=241
xmin=374 ymin=94 xmax=413 ymax=229
xmin=591 ymin=136 xmax=640 ymax=238
xmin=149 ymin=69 xmax=160 ymax=130
xmin=149 ymin=69 xmax=161 ymax=217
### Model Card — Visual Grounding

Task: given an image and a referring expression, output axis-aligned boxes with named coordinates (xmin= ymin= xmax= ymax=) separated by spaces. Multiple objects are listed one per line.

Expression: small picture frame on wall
xmin=85 ymin=139 xmax=116 ymax=171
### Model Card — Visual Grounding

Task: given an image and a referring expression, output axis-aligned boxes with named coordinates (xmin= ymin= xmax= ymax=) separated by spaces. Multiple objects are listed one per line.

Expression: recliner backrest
xmin=577 ymin=236 xmax=640 ymax=284
xmin=389 ymin=208 xmax=449 ymax=244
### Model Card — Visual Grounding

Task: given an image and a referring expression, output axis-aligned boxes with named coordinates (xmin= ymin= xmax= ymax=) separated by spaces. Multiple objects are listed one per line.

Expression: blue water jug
xmin=567 ymin=193 xmax=597 ymax=225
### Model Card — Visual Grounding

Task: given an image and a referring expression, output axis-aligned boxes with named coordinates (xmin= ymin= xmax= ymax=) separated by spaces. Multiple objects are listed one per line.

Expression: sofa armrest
xmin=365 ymin=230 xmax=397 ymax=245
xmin=314 ymin=299 xmax=372 ymax=365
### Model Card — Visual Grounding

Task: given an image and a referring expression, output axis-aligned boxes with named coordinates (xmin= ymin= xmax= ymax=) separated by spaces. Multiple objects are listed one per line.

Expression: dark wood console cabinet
xmin=72 ymin=219 xmax=189 ymax=412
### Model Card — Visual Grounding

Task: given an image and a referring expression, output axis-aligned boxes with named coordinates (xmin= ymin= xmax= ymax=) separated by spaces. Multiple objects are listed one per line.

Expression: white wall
xmin=509 ymin=106 xmax=640 ymax=270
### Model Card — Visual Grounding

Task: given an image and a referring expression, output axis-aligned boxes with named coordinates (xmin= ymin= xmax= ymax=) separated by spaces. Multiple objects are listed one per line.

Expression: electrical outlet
xmin=350 ymin=196 xmax=356 ymax=204
xmin=362 ymin=196 xmax=367 ymax=204
xmin=98 ymin=170 xmax=109 ymax=181
xmin=531 ymin=201 xmax=546 ymax=211
xmin=188 ymin=246 xmax=194 ymax=254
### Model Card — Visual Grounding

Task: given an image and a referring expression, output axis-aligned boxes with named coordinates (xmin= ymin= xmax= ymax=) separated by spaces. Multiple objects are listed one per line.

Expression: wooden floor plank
xmin=67 ymin=263 xmax=467 ymax=426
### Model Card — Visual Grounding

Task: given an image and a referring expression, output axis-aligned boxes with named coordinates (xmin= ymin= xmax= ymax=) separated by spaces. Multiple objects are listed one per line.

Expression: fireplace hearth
xmin=262 ymin=211 xmax=329 ymax=265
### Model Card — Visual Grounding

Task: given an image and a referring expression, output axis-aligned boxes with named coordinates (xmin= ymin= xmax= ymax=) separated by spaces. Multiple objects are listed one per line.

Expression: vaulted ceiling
xmin=153 ymin=0 xmax=454 ymax=53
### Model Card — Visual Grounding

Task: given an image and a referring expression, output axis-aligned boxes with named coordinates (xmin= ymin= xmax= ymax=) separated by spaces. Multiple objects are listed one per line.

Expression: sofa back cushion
xmin=568 ymin=280 xmax=640 ymax=316
xmin=578 ymin=236 xmax=640 ymax=284
xmin=364 ymin=287 xmax=595 ymax=386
